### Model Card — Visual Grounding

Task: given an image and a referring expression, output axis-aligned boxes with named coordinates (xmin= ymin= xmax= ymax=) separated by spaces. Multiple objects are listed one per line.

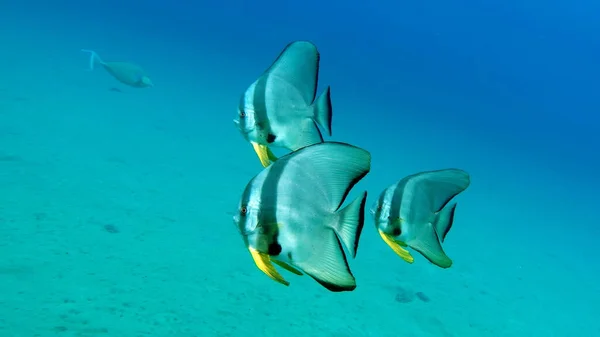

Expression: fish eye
xmin=240 ymin=206 xmax=248 ymax=215
xmin=239 ymin=110 xmax=246 ymax=118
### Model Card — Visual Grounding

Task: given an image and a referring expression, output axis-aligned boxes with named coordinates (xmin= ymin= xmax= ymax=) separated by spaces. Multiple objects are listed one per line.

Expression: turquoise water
xmin=1 ymin=1 xmax=598 ymax=336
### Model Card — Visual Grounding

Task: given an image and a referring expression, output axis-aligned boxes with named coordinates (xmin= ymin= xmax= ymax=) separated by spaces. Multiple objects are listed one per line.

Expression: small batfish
xmin=233 ymin=40 xmax=333 ymax=167
xmin=233 ymin=142 xmax=371 ymax=292
xmin=81 ymin=49 xmax=153 ymax=88
xmin=370 ymin=169 xmax=471 ymax=268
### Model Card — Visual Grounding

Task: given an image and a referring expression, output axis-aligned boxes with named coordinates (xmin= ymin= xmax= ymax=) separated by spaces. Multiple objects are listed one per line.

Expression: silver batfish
xmin=233 ymin=142 xmax=370 ymax=291
xmin=370 ymin=169 xmax=470 ymax=268
xmin=234 ymin=40 xmax=332 ymax=167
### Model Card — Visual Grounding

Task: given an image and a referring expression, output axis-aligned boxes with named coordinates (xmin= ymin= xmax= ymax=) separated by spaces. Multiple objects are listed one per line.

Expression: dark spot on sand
xmin=415 ymin=291 xmax=431 ymax=302
xmin=394 ymin=286 xmax=414 ymax=303
xmin=0 ymin=154 xmax=22 ymax=162
xmin=103 ymin=224 xmax=120 ymax=234
xmin=53 ymin=326 xmax=68 ymax=332
xmin=0 ymin=265 xmax=32 ymax=276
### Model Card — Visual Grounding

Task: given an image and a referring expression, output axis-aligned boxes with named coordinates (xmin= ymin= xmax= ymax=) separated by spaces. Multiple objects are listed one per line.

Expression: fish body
xmin=370 ymin=169 xmax=470 ymax=268
xmin=234 ymin=40 xmax=333 ymax=167
xmin=233 ymin=142 xmax=371 ymax=291
xmin=81 ymin=49 xmax=153 ymax=88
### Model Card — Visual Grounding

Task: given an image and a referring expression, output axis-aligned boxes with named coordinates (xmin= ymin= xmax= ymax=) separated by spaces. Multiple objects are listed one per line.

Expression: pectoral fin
xmin=266 ymin=146 xmax=278 ymax=161
xmin=249 ymin=247 xmax=289 ymax=286
xmin=251 ymin=142 xmax=276 ymax=167
xmin=378 ymin=230 xmax=414 ymax=264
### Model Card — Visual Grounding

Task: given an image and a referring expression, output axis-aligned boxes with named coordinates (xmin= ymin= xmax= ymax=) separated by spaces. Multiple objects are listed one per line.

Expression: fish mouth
xmin=232 ymin=119 xmax=254 ymax=134
xmin=377 ymin=229 xmax=414 ymax=264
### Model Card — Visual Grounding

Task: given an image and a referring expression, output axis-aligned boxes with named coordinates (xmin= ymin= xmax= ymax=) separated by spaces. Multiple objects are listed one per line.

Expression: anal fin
xmin=408 ymin=224 xmax=453 ymax=268
xmin=293 ymin=230 xmax=356 ymax=292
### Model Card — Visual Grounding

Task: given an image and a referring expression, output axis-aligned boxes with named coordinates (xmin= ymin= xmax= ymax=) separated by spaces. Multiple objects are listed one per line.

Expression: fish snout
xmin=236 ymin=120 xmax=256 ymax=137
xmin=141 ymin=76 xmax=153 ymax=87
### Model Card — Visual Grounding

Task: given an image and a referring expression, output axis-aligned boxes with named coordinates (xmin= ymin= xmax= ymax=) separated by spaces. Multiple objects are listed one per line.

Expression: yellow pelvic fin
xmin=378 ymin=230 xmax=415 ymax=264
xmin=249 ymin=247 xmax=289 ymax=286
xmin=251 ymin=142 xmax=276 ymax=167
xmin=266 ymin=146 xmax=278 ymax=161
xmin=272 ymin=260 xmax=303 ymax=276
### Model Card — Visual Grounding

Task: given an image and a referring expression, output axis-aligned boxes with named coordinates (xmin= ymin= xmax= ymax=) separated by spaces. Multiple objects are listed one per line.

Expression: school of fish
xmin=230 ymin=40 xmax=472 ymax=291
xmin=82 ymin=41 xmax=471 ymax=292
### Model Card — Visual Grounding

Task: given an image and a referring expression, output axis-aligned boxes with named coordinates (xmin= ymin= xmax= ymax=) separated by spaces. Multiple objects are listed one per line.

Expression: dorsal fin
xmin=274 ymin=142 xmax=371 ymax=212
xmin=399 ymin=169 xmax=470 ymax=224
xmin=263 ymin=41 xmax=320 ymax=105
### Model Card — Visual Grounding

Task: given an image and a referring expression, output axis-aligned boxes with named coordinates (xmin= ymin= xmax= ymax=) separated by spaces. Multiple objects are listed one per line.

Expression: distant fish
xmin=233 ymin=40 xmax=333 ymax=167
xmin=233 ymin=142 xmax=370 ymax=291
xmin=81 ymin=49 xmax=153 ymax=88
xmin=370 ymin=169 xmax=471 ymax=268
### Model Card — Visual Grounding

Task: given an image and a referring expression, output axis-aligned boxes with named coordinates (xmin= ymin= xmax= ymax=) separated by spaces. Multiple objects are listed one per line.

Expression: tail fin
xmin=331 ymin=191 xmax=367 ymax=258
xmin=434 ymin=202 xmax=457 ymax=243
xmin=80 ymin=49 xmax=103 ymax=71
xmin=312 ymin=86 xmax=333 ymax=136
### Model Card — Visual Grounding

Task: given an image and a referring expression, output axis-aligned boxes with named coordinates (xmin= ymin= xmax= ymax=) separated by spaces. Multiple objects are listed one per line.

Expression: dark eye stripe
xmin=259 ymin=156 xmax=290 ymax=226
xmin=377 ymin=191 xmax=387 ymax=215
xmin=390 ymin=184 xmax=403 ymax=219
xmin=252 ymin=76 xmax=273 ymax=135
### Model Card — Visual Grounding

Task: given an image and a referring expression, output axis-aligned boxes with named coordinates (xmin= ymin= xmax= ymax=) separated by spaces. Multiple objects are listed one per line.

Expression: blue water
xmin=1 ymin=0 xmax=598 ymax=336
